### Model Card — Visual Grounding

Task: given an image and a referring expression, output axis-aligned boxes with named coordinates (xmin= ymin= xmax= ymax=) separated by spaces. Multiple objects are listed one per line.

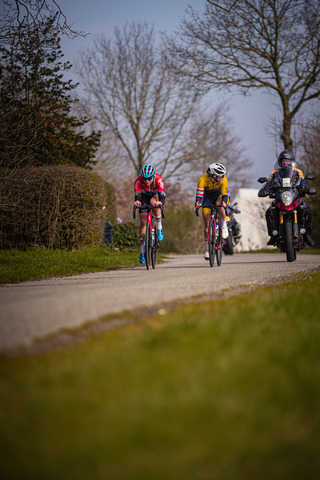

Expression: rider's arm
xmin=135 ymin=192 xmax=142 ymax=201
xmin=155 ymin=173 xmax=167 ymax=205
xmin=155 ymin=174 xmax=166 ymax=204
xmin=195 ymin=176 xmax=205 ymax=205
xmin=134 ymin=177 xmax=142 ymax=204
xmin=221 ymin=177 xmax=228 ymax=205
xmin=294 ymin=169 xmax=306 ymax=188
xmin=261 ymin=171 xmax=277 ymax=192
xmin=158 ymin=191 xmax=166 ymax=204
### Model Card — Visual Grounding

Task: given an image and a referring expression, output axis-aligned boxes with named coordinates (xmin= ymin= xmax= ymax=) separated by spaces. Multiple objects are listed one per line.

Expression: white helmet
xmin=207 ymin=162 xmax=226 ymax=177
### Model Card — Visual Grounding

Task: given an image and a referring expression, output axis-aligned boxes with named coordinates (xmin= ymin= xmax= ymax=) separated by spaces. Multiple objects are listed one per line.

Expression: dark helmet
xmin=278 ymin=150 xmax=295 ymax=168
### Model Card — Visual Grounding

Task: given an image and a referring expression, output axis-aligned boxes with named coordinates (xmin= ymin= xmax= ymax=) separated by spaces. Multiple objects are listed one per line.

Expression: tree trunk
xmin=280 ymin=110 xmax=293 ymax=151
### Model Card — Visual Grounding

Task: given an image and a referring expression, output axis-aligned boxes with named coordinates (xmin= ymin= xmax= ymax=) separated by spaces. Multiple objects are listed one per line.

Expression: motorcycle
xmin=258 ymin=172 xmax=316 ymax=262
xmin=223 ymin=202 xmax=242 ymax=255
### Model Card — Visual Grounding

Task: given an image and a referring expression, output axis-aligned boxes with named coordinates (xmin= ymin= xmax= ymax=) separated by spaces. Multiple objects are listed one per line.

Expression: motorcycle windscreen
xmin=280 ymin=166 xmax=298 ymax=187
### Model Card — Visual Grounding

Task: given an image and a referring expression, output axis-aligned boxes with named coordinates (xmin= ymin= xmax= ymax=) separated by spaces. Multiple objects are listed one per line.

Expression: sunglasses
xmin=209 ymin=174 xmax=224 ymax=179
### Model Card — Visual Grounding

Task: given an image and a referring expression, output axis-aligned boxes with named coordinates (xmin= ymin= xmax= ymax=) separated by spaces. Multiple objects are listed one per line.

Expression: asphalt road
xmin=1 ymin=253 xmax=320 ymax=351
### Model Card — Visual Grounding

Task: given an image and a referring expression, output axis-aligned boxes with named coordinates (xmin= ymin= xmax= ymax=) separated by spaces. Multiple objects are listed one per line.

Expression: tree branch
xmin=206 ymin=0 xmax=240 ymax=12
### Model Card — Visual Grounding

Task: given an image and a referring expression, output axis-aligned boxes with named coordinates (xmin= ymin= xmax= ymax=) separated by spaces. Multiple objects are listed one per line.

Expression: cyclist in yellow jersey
xmin=195 ymin=163 xmax=229 ymax=260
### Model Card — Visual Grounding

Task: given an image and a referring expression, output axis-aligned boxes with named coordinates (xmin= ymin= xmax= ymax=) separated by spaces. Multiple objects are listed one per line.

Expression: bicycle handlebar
xmin=194 ymin=204 xmax=225 ymax=217
xmin=133 ymin=203 xmax=165 ymax=219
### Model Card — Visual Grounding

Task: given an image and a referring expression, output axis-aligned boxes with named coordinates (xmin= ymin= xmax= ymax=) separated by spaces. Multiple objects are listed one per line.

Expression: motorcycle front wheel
xmin=284 ymin=221 xmax=296 ymax=262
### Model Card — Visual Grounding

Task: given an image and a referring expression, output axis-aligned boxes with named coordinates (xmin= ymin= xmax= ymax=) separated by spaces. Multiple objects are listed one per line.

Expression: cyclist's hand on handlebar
xmin=195 ymin=202 xmax=201 ymax=209
xmin=134 ymin=200 xmax=141 ymax=207
xmin=154 ymin=201 xmax=163 ymax=207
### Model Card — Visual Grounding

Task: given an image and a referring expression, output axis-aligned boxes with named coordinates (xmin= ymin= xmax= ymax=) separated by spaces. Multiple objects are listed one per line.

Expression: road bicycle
xmin=133 ymin=203 xmax=165 ymax=270
xmin=195 ymin=204 xmax=225 ymax=267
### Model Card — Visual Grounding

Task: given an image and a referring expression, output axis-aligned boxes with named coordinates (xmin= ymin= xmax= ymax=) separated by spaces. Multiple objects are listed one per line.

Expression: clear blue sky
xmin=59 ymin=0 xmax=281 ymax=187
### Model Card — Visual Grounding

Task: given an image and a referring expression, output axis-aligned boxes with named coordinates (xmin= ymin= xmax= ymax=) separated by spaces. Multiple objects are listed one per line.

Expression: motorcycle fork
xmin=293 ymin=210 xmax=299 ymax=238
xmin=279 ymin=211 xmax=299 ymax=240
xmin=279 ymin=212 xmax=284 ymax=240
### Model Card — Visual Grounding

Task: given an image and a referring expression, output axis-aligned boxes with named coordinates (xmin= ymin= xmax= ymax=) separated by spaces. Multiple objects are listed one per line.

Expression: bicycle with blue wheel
xmin=133 ymin=204 xmax=165 ymax=270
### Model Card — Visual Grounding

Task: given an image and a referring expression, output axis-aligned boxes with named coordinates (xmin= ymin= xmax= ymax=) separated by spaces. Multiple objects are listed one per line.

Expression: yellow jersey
xmin=196 ymin=173 xmax=228 ymax=203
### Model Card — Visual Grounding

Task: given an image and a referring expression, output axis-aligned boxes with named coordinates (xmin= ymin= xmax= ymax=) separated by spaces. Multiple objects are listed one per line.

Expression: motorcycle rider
xmin=264 ymin=150 xmax=314 ymax=246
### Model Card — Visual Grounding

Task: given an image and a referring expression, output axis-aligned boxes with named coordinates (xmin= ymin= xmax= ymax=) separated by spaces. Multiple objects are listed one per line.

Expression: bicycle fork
xmin=148 ymin=212 xmax=155 ymax=246
xmin=212 ymin=217 xmax=225 ymax=249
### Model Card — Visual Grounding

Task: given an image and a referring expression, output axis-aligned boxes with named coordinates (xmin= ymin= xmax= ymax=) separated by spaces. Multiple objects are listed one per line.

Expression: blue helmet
xmin=141 ymin=164 xmax=156 ymax=179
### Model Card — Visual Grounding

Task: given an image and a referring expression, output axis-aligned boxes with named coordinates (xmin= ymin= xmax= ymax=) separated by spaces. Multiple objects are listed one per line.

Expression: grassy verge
xmin=0 ymin=247 xmax=141 ymax=283
xmin=1 ymin=273 xmax=320 ymax=479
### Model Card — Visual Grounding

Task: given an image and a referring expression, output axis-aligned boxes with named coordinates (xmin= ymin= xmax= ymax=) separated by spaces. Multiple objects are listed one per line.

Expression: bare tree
xmin=71 ymin=97 xmax=131 ymax=179
xmin=296 ymin=109 xmax=320 ymax=246
xmin=0 ymin=0 xmax=87 ymax=42
xmin=183 ymin=102 xmax=252 ymax=192
xmin=74 ymin=21 xmax=211 ymax=180
xmin=206 ymin=0 xmax=240 ymax=11
xmin=74 ymin=21 xmax=252 ymax=184
xmin=167 ymin=0 xmax=320 ymax=151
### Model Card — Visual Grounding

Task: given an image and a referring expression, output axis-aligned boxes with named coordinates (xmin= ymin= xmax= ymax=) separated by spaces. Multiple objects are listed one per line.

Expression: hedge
xmin=113 ymin=221 xmax=140 ymax=252
xmin=0 ymin=166 xmax=116 ymax=250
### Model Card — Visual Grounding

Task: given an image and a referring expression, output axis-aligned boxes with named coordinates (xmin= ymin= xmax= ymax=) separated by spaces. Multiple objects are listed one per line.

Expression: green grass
xmin=0 ymin=247 xmax=140 ymax=283
xmin=1 ymin=273 xmax=320 ymax=479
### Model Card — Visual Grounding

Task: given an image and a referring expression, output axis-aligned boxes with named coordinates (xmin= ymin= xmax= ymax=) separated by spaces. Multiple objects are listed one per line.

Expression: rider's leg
xmin=215 ymin=196 xmax=226 ymax=224
xmin=139 ymin=212 xmax=147 ymax=238
xmin=215 ymin=196 xmax=228 ymax=239
xmin=266 ymin=204 xmax=278 ymax=245
xmin=139 ymin=212 xmax=147 ymax=262
xmin=202 ymin=211 xmax=211 ymax=259
xmin=150 ymin=195 xmax=164 ymax=241
xmin=202 ymin=212 xmax=211 ymax=240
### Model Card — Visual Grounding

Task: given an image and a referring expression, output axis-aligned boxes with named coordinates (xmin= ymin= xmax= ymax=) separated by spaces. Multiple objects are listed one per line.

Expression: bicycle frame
xmin=133 ymin=203 xmax=164 ymax=270
xmin=195 ymin=204 xmax=225 ymax=267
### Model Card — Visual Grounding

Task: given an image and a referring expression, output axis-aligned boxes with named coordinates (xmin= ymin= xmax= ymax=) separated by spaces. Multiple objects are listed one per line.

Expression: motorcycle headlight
xmin=280 ymin=190 xmax=294 ymax=206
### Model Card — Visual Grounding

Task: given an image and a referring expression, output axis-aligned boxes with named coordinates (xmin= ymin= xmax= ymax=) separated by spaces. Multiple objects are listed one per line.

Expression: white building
xmin=232 ymin=188 xmax=273 ymax=252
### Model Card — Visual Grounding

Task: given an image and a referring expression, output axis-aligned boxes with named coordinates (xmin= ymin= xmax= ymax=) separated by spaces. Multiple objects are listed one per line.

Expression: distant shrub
xmin=113 ymin=221 xmax=140 ymax=252
xmin=161 ymin=205 xmax=204 ymax=254
xmin=0 ymin=166 xmax=116 ymax=250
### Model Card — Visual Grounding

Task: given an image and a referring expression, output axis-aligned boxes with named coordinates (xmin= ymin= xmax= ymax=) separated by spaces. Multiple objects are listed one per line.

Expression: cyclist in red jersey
xmin=134 ymin=164 xmax=166 ymax=264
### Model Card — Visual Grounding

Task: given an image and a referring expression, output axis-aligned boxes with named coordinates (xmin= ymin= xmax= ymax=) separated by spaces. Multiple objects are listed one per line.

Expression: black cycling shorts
xmin=139 ymin=192 xmax=159 ymax=214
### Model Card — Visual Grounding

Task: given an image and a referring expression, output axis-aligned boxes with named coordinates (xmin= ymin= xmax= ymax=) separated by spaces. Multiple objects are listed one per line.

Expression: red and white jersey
xmin=134 ymin=173 xmax=165 ymax=196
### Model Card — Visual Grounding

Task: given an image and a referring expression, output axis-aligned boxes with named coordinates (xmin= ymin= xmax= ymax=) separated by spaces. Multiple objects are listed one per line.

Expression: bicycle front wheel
xmin=215 ymin=221 xmax=222 ymax=266
xmin=151 ymin=219 xmax=158 ymax=269
xmin=208 ymin=219 xmax=215 ymax=267
xmin=145 ymin=223 xmax=152 ymax=270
